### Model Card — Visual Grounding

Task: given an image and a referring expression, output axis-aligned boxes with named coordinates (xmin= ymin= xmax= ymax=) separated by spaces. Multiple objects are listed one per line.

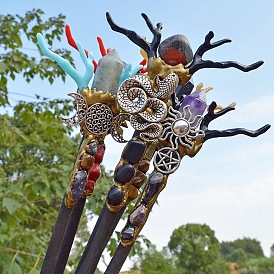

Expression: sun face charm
xmin=154 ymin=105 xmax=205 ymax=174
xmin=160 ymin=105 xmax=205 ymax=150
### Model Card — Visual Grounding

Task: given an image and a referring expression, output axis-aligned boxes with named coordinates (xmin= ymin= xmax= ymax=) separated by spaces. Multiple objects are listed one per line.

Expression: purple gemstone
xmin=71 ymin=170 xmax=87 ymax=202
xmin=129 ymin=204 xmax=146 ymax=226
xmin=142 ymin=172 xmax=164 ymax=205
xmin=121 ymin=224 xmax=135 ymax=241
xmin=179 ymin=89 xmax=207 ymax=117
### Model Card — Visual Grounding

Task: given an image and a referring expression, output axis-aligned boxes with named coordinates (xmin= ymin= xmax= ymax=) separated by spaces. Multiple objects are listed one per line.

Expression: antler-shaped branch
xmin=202 ymin=101 xmax=271 ymax=141
xmin=186 ymin=31 xmax=264 ymax=75
xmin=65 ymin=24 xmax=98 ymax=72
xmin=37 ymin=33 xmax=94 ymax=91
xmin=106 ymin=12 xmax=162 ymax=58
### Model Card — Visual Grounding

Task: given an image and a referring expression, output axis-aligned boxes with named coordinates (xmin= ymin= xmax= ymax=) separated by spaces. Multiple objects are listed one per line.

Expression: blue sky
xmin=2 ymin=0 xmax=274 ymax=270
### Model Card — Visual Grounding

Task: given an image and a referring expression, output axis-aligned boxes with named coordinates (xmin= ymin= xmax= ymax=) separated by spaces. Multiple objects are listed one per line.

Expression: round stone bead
xmin=86 ymin=141 xmax=98 ymax=155
xmin=85 ymin=179 xmax=95 ymax=192
xmin=127 ymin=185 xmax=139 ymax=200
xmin=88 ymin=163 xmax=101 ymax=181
xmin=114 ymin=164 xmax=135 ymax=184
xmin=80 ymin=153 xmax=95 ymax=170
xmin=158 ymin=34 xmax=193 ymax=66
xmin=107 ymin=186 xmax=124 ymax=206
xmin=94 ymin=144 xmax=105 ymax=164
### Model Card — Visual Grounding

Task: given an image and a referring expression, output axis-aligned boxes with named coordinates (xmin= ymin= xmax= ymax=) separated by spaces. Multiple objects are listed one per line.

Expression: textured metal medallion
xmin=85 ymin=103 xmax=113 ymax=135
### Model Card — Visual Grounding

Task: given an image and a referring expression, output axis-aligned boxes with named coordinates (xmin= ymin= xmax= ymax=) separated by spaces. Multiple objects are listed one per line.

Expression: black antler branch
xmin=106 ymin=12 xmax=162 ymax=58
xmin=186 ymin=31 xmax=264 ymax=75
xmin=202 ymin=101 xmax=271 ymax=141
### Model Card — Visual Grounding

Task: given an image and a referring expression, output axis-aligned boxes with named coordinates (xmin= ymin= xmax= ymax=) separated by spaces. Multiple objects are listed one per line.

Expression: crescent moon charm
xmin=61 ymin=92 xmax=88 ymax=126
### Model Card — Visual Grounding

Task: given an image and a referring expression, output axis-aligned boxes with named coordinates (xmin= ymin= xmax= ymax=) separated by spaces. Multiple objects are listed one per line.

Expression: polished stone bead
xmin=71 ymin=170 xmax=87 ymax=202
xmin=107 ymin=185 xmax=124 ymax=206
xmin=129 ymin=204 xmax=146 ymax=226
xmin=122 ymin=139 xmax=146 ymax=165
xmin=86 ymin=141 xmax=98 ymax=155
xmin=121 ymin=224 xmax=135 ymax=241
xmin=88 ymin=163 xmax=101 ymax=181
xmin=80 ymin=153 xmax=95 ymax=170
xmin=138 ymin=160 xmax=150 ymax=173
xmin=94 ymin=144 xmax=105 ymax=164
xmin=85 ymin=179 xmax=95 ymax=192
xmin=142 ymin=172 xmax=164 ymax=205
xmin=127 ymin=185 xmax=139 ymax=200
xmin=159 ymin=34 xmax=193 ymax=66
xmin=114 ymin=164 xmax=135 ymax=184
xmin=131 ymin=171 xmax=147 ymax=188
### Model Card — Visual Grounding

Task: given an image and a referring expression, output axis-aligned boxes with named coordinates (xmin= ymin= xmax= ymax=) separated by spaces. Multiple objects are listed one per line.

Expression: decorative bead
xmin=94 ymin=144 xmax=105 ymax=164
xmin=127 ymin=185 xmax=139 ymax=200
xmin=121 ymin=224 xmax=135 ymax=241
xmin=86 ymin=141 xmax=98 ymax=156
xmin=122 ymin=139 xmax=146 ymax=164
xmin=80 ymin=153 xmax=95 ymax=170
xmin=138 ymin=160 xmax=150 ymax=173
xmin=88 ymin=163 xmax=101 ymax=181
xmin=85 ymin=179 xmax=95 ymax=192
xmin=131 ymin=171 xmax=147 ymax=188
xmin=71 ymin=170 xmax=87 ymax=202
xmin=114 ymin=164 xmax=135 ymax=184
xmin=142 ymin=172 xmax=164 ymax=205
xmin=107 ymin=185 xmax=124 ymax=206
xmin=158 ymin=34 xmax=193 ymax=66
xmin=129 ymin=204 xmax=146 ymax=226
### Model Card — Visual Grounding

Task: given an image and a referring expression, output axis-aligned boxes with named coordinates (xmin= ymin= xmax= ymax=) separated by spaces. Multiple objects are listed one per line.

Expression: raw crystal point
xmin=179 ymin=89 xmax=207 ymax=117
xmin=91 ymin=49 xmax=123 ymax=95
xmin=129 ymin=204 xmax=146 ymax=226
xmin=142 ymin=172 xmax=164 ymax=205
xmin=121 ymin=224 xmax=135 ymax=241
xmin=71 ymin=170 xmax=87 ymax=202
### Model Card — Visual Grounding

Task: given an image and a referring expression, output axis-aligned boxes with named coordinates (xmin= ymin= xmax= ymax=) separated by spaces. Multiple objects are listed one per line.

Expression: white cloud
xmin=142 ymin=169 xmax=274 ymax=257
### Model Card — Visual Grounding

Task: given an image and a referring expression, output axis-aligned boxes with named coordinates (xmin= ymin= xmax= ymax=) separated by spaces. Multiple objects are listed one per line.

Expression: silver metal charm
xmin=154 ymin=147 xmax=181 ymax=174
xmin=85 ymin=103 xmax=113 ymax=135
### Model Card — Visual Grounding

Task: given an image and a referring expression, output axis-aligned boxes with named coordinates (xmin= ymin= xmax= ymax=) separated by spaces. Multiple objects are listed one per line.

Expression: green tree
xmin=168 ymin=223 xmax=220 ymax=273
xmin=132 ymin=246 xmax=178 ymax=274
xmin=0 ymin=9 xmax=150 ymax=273
xmin=220 ymin=237 xmax=265 ymax=261
xmin=0 ymin=8 xmax=73 ymax=106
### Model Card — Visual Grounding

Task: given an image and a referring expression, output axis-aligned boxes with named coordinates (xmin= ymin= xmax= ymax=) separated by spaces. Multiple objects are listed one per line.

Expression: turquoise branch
xmin=37 ymin=33 xmax=94 ymax=91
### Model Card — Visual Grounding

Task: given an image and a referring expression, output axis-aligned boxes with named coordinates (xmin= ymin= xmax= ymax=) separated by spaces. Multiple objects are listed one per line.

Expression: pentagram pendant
xmin=153 ymin=147 xmax=181 ymax=174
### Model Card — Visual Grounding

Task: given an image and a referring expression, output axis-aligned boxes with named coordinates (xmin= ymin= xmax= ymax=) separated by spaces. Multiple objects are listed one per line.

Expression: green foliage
xmin=220 ymin=237 xmax=265 ymax=261
xmin=168 ymin=223 xmax=220 ymax=273
xmin=131 ymin=245 xmax=178 ymax=274
xmin=0 ymin=97 xmax=80 ymax=273
xmin=240 ymin=257 xmax=274 ymax=274
xmin=0 ymin=9 xmax=74 ymax=106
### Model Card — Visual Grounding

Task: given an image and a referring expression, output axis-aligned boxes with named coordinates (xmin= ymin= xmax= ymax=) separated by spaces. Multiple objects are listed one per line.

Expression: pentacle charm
xmin=153 ymin=147 xmax=181 ymax=174
xmin=85 ymin=103 xmax=113 ymax=135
